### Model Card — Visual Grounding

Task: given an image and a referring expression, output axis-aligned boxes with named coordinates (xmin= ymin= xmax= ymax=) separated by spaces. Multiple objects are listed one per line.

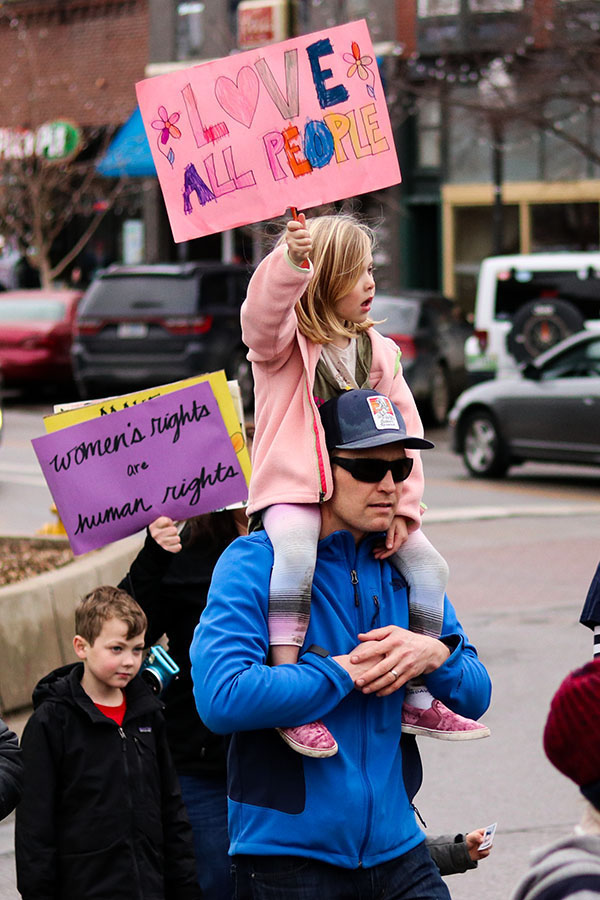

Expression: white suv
xmin=465 ymin=252 xmax=600 ymax=380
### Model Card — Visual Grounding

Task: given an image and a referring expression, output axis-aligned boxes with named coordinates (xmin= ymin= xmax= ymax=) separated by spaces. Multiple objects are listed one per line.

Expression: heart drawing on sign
xmin=215 ymin=66 xmax=260 ymax=129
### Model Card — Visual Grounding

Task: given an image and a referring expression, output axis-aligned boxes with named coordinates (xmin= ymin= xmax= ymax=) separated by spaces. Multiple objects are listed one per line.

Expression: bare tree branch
xmin=49 ymin=179 xmax=126 ymax=283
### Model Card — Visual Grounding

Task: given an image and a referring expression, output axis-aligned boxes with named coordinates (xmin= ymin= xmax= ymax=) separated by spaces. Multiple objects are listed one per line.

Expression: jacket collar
xmin=34 ymin=662 xmax=162 ymax=723
xmin=317 ymin=529 xmax=381 ymax=563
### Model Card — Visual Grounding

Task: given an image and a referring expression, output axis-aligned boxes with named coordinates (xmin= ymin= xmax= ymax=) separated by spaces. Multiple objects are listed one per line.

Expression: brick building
xmin=0 ymin=0 xmax=148 ymax=128
xmin=0 ymin=0 xmax=149 ymax=278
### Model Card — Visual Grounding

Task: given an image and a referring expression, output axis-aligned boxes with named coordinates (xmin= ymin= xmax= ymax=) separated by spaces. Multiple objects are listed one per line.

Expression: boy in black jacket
xmin=15 ymin=585 xmax=202 ymax=900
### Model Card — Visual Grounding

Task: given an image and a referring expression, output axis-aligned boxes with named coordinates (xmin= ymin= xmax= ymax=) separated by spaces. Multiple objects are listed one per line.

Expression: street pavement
xmin=419 ymin=514 xmax=598 ymax=900
xmin=1 ymin=410 xmax=599 ymax=898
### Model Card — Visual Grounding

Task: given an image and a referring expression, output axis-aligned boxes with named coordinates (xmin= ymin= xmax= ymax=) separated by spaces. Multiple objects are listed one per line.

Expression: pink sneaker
xmin=276 ymin=720 xmax=338 ymax=758
xmin=401 ymin=699 xmax=490 ymax=740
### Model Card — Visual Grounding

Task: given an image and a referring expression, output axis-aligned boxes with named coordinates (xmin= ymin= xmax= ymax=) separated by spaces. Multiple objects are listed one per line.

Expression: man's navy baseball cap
xmin=319 ymin=390 xmax=434 ymax=451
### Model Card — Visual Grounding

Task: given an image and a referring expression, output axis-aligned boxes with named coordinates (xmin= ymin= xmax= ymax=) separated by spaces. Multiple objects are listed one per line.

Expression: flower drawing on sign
xmin=151 ymin=106 xmax=182 ymax=167
xmin=343 ymin=41 xmax=376 ymax=99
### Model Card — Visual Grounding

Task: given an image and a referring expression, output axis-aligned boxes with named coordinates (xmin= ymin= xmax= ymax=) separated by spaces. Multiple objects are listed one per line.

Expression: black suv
xmin=71 ymin=262 xmax=253 ymax=406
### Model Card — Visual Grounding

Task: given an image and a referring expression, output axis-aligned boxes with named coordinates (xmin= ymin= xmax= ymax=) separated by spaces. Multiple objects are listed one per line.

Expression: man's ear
xmin=73 ymin=634 xmax=89 ymax=660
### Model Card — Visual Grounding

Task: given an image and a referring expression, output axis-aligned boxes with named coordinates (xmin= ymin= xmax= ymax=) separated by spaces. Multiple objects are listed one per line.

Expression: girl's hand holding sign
xmin=286 ymin=213 xmax=312 ymax=268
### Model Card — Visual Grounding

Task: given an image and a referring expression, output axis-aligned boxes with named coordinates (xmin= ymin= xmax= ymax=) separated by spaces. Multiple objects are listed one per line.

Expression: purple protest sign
xmin=32 ymin=381 xmax=247 ymax=555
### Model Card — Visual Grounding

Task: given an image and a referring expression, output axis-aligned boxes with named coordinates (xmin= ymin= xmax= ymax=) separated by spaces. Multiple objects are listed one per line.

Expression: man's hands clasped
xmin=334 ymin=624 xmax=450 ymax=698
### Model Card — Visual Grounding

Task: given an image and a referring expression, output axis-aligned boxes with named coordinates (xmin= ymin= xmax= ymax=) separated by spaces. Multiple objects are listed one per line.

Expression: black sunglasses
xmin=331 ymin=456 xmax=413 ymax=484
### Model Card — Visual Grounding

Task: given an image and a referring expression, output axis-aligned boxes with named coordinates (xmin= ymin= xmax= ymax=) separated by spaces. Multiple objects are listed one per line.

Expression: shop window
xmin=453 ymin=204 xmax=519 ymax=308
xmin=469 ymin=0 xmax=523 ymax=10
xmin=417 ymin=0 xmax=460 ymax=17
xmin=531 ymin=203 xmax=599 ymax=252
xmin=347 ymin=0 xmax=370 ymax=16
xmin=416 ymin=98 xmax=441 ymax=169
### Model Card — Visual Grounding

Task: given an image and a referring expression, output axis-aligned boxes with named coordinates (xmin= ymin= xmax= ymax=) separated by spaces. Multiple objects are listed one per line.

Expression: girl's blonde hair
xmin=278 ymin=214 xmax=376 ymax=344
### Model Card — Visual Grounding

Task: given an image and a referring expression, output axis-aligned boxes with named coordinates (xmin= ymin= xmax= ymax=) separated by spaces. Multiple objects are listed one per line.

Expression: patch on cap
xmin=366 ymin=396 xmax=400 ymax=432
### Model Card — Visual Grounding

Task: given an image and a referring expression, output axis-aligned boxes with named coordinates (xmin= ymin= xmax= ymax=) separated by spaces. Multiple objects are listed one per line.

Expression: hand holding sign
xmin=149 ymin=516 xmax=182 ymax=554
xmin=286 ymin=213 xmax=311 ymax=268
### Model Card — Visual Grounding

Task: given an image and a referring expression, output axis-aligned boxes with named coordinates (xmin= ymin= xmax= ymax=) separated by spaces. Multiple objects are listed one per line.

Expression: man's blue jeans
xmin=178 ymin=773 xmax=232 ymax=899
xmin=231 ymin=840 xmax=451 ymax=899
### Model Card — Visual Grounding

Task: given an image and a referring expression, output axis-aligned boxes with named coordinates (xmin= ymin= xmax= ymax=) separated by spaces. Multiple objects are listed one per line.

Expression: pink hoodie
xmin=241 ymin=245 xmax=425 ymax=530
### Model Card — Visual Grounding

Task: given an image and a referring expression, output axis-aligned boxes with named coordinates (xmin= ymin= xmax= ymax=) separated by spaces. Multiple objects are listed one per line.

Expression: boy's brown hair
xmin=75 ymin=586 xmax=147 ymax=644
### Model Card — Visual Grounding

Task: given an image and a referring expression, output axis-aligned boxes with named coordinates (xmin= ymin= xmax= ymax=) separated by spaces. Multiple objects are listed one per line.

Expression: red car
xmin=0 ymin=289 xmax=82 ymax=387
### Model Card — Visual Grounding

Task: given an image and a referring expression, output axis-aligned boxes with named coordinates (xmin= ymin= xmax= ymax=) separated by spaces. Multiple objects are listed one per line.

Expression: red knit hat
xmin=543 ymin=659 xmax=600 ymax=806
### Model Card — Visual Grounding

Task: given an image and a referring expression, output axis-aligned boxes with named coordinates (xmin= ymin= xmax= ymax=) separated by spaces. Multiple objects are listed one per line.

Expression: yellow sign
xmin=44 ymin=371 xmax=252 ymax=487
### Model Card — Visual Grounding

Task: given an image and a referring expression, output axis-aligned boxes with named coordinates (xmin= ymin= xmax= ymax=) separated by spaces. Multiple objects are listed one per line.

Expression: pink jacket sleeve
xmin=241 ymin=245 xmax=312 ymax=365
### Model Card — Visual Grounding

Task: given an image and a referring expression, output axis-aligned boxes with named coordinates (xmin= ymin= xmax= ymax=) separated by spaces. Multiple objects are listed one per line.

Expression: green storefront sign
xmin=0 ymin=121 xmax=81 ymax=161
xmin=37 ymin=121 xmax=81 ymax=160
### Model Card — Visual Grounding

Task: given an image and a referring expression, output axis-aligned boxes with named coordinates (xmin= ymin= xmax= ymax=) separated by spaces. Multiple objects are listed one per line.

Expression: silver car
xmin=449 ymin=330 xmax=600 ymax=477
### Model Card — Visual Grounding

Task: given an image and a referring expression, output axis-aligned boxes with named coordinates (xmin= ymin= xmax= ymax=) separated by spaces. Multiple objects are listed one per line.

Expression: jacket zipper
xmin=306 ymin=377 xmax=327 ymax=501
xmin=351 ymin=569 xmax=359 ymax=607
xmin=118 ymin=726 xmax=144 ymax=900
xmin=351 ymin=564 xmax=375 ymax=866
xmin=370 ymin=595 xmax=380 ymax=628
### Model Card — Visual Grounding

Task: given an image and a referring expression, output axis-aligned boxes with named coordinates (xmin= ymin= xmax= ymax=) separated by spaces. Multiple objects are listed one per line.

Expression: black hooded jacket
xmin=119 ymin=523 xmax=231 ymax=778
xmin=0 ymin=717 xmax=22 ymax=819
xmin=15 ymin=663 xmax=201 ymax=900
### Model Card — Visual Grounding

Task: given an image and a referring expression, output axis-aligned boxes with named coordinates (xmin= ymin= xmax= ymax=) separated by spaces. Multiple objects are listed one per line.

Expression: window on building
xmin=416 ymin=98 xmax=442 ymax=169
xmin=417 ymin=0 xmax=460 ymax=17
xmin=176 ymin=1 xmax=205 ymax=61
xmin=531 ymin=203 xmax=599 ymax=252
xmin=468 ymin=0 xmax=523 ymax=10
xmin=453 ymin=204 xmax=520 ymax=308
xmin=347 ymin=0 xmax=370 ymax=17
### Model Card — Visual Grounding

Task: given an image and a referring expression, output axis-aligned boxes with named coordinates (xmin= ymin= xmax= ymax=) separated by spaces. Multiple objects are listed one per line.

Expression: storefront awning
xmin=97 ymin=106 xmax=156 ymax=177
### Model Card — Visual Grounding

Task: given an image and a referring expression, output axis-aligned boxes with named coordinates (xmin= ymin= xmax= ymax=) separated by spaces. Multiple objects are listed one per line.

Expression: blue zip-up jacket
xmin=191 ymin=529 xmax=491 ymax=869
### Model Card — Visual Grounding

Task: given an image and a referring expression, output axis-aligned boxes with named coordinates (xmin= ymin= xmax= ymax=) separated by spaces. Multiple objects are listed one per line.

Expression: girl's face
xmin=334 ymin=253 xmax=375 ymax=325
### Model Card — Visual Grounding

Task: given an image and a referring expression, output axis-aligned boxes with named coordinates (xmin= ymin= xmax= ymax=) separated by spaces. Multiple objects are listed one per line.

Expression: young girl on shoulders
xmin=241 ymin=211 xmax=489 ymax=757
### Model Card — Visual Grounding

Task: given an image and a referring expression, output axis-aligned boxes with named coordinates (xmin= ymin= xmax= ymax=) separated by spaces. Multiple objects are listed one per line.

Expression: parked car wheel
xmin=426 ymin=362 xmax=451 ymax=426
xmin=462 ymin=410 xmax=510 ymax=478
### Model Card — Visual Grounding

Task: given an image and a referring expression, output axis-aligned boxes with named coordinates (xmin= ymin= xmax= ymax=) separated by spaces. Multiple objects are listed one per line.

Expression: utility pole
xmin=491 ymin=117 xmax=504 ymax=256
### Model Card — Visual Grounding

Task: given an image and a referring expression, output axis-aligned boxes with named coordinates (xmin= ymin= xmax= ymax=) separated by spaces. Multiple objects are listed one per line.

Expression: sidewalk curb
xmin=426 ymin=502 xmax=600 ymax=523
xmin=0 ymin=534 xmax=143 ymax=713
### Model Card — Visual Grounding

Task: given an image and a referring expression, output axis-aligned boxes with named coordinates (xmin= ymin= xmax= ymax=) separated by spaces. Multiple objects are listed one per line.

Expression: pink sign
xmin=135 ymin=19 xmax=401 ymax=243
xmin=32 ymin=382 xmax=247 ymax=555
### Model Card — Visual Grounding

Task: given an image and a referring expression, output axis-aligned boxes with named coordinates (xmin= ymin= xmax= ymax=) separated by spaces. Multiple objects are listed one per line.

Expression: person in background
xmin=0 ymin=716 xmax=22 ymax=820
xmin=427 ymin=828 xmax=491 ymax=877
xmin=579 ymin=561 xmax=600 ymax=657
xmin=119 ymin=508 xmax=247 ymax=900
xmin=15 ymin=586 xmax=201 ymax=900
xmin=510 ymin=659 xmax=600 ymax=900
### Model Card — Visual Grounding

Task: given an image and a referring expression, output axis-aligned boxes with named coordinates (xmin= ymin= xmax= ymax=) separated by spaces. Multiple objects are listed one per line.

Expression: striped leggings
xmin=263 ymin=503 xmax=449 ymax=649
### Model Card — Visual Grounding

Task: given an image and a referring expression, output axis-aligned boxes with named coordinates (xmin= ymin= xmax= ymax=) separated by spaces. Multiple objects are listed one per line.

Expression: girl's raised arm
xmin=241 ymin=221 xmax=313 ymax=363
